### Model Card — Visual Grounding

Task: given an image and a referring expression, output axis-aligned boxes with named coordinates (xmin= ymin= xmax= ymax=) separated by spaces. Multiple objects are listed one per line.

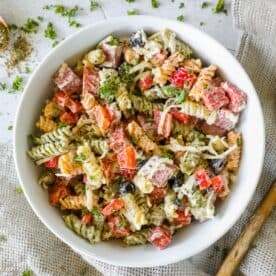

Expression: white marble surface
xmin=0 ymin=0 xmax=240 ymax=143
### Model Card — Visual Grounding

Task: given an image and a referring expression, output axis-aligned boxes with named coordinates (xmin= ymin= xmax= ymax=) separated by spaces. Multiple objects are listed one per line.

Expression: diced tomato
xmin=60 ymin=111 xmax=79 ymax=125
xmin=120 ymin=168 xmax=137 ymax=180
xmin=48 ymin=182 xmax=69 ymax=205
xmin=194 ymin=169 xmax=212 ymax=190
xmin=173 ymin=209 xmax=192 ymax=226
xmin=54 ymin=91 xmax=69 ymax=107
xmin=149 ymin=186 xmax=167 ymax=205
xmin=101 ymin=199 xmax=124 ymax=216
xmin=117 ymin=145 xmax=136 ymax=170
xmin=107 ymin=216 xmax=130 ymax=238
xmin=169 ymin=68 xmax=197 ymax=90
xmin=211 ymin=175 xmax=225 ymax=194
xmin=170 ymin=108 xmax=190 ymax=125
xmin=139 ymin=76 xmax=153 ymax=91
xmin=81 ymin=213 xmax=93 ymax=225
xmin=109 ymin=126 xmax=127 ymax=153
xmin=148 ymin=226 xmax=172 ymax=250
xmin=44 ymin=156 xmax=59 ymax=168
xmin=93 ymin=105 xmax=111 ymax=132
xmin=67 ymin=98 xmax=82 ymax=113
xmin=153 ymin=110 xmax=172 ymax=138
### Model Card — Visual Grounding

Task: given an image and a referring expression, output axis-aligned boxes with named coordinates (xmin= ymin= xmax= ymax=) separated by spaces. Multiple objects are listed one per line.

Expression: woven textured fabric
xmin=0 ymin=0 xmax=275 ymax=275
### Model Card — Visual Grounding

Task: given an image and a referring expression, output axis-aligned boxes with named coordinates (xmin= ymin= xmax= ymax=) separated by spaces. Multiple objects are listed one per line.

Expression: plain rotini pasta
xmin=59 ymin=195 xmax=86 ymax=210
xmin=181 ymin=58 xmax=202 ymax=73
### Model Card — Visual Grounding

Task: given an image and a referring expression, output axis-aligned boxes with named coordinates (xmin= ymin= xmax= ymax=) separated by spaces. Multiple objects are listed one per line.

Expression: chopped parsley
xmin=21 ymin=18 xmax=39 ymax=34
xmin=179 ymin=2 xmax=185 ymax=9
xmin=44 ymin=22 xmax=57 ymax=40
xmin=8 ymin=24 xmax=18 ymax=31
xmin=203 ymin=83 xmax=208 ymax=89
xmin=68 ymin=19 xmax=81 ymax=28
xmin=58 ymin=123 xmax=68 ymax=129
xmin=99 ymin=78 xmax=119 ymax=102
xmin=0 ymin=82 xmax=7 ymax=90
xmin=10 ymin=76 xmax=24 ymax=93
xmin=52 ymin=40 xmax=59 ymax=47
xmin=176 ymin=90 xmax=187 ymax=104
xmin=109 ymin=37 xmax=120 ymax=46
xmin=212 ymin=0 xmax=227 ymax=14
xmin=126 ymin=0 xmax=135 ymax=2
xmin=119 ymin=63 xmax=135 ymax=84
xmin=177 ymin=15 xmax=185 ymax=22
xmin=127 ymin=9 xmax=139 ymax=15
xmin=22 ymin=270 xmax=33 ymax=276
xmin=8 ymin=125 xmax=13 ymax=130
xmin=15 ymin=186 xmax=23 ymax=194
xmin=25 ymin=66 xmax=31 ymax=74
xmin=162 ymin=152 xmax=174 ymax=159
xmin=37 ymin=16 xmax=44 ymax=21
xmin=73 ymin=153 xmax=86 ymax=162
xmin=237 ymin=137 xmax=242 ymax=147
xmin=200 ymin=21 xmax=205 ymax=26
xmin=90 ymin=0 xmax=100 ymax=11
xmin=201 ymin=2 xmax=209 ymax=9
xmin=117 ymin=221 xmax=126 ymax=228
xmin=90 ymin=176 xmax=96 ymax=181
xmin=151 ymin=0 xmax=160 ymax=8
xmin=90 ymin=208 xmax=100 ymax=218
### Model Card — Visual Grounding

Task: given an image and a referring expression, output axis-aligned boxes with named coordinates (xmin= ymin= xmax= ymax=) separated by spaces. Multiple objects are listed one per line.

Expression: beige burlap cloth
xmin=0 ymin=0 xmax=275 ymax=275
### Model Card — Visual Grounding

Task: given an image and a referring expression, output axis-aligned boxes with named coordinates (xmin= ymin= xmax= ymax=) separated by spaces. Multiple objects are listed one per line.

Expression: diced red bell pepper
xmin=54 ymin=91 xmax=69 ymax=107
xmin=44 ymin=156 xmax=59 ymax=168
xmin=60 ymin=111 xmax=79 ymax=125
xmin=169 ymin=68 xmax=197 ymax=90
xmin=153 ymin=110 xmax=172 ymax=138
xmin=67 ymin=98 xmax=82 ymax=113
xmin=211 ymin=175 xmax=225 ymax=194
xmin=139 ymin=76 xmax=154 ymax=91
xmin=148 ymin=226 xmax=172 ymax=250
xmin=107 ymin=216 xmax=130 ymax=238
xmin=173 ymin=209 xmax=192 ymax=226
xmin=81 ymin=213 xmax=93 ymax=225
xmin=170 ymin=108 xmax=190 ymax=125
xmin=149 ymin=186 xmax=167 ymax=205
xmin=194 ymin=169 xmax=212 ymax=190
xmin=117 ymin=145 xmax=136 ymax=170
xmin=101 ymin=198 xmax=124 ymax=216
xmin=109 ymin=126 xmax=127 ymax=153
xmin=92 ymin=105 xmax=111 ymax=132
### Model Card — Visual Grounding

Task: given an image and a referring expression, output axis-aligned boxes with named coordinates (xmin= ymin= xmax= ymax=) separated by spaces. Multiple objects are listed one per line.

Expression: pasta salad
xmin=28 ymin=29 xmax=247 ymax=250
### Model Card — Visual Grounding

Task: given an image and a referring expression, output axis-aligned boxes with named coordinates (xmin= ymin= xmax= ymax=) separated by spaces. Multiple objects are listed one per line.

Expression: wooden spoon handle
xmin=216 ymin=181 xmax=276 ymax=276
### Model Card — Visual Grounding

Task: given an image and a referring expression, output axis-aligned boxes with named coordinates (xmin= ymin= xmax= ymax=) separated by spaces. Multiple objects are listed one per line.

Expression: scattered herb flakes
xmin=68 ymin=19 xmax=81 ymax=28
xmin=0 ymin=82 xmax=7 ymax=90
xmin=8 ymin=125 xmax=13 ymax=130
xmin=127 ymin=9 xmax=139 ymax=15
xmin=25 ymin=66 xmax=31 ymax=74
xmin=37 ymin=16 xmax=44 ymax=22
xmin=99 ymin=78 xmax=119 ymax=102
xmin=200 ymin=21 xmax=205 ymax=26
xmin=0 ymin=235 xmax=7 ymax=242
xmin=126 ymin=0 xmax=135 ymax=2
xmin=8 ymin=23 xmax=18 ymax=31
xmin=237 ymin=137 xmax=242 ymax=147
xmin=58 ymin=122 xmax=68 ymax=129
xmin=44 ymin=22 xmax=57 ymax=40
xmin=52 ymin=40 xmax=59 ymax=48
xmin=90 ymin=208 xmax=100 ymax=218
xmin=21 ymin=18 xmax=39 ymax=34
xmin=15 ymin=186 xmax=23 ymax=194
xmin=109 ymin=37 xmax=120 ymax=46
xmin=73 ymin=153 xmax=86 ymax=162
xmin=10 ymin=76 xmax=24 ymax=93
xmin=176 ymin=90 xmax=186 ymax=103
xmin=117 ymin=221 xmax=126 ymax=228
xmin=90 ymin=0 xmax=100 ymax=11
xmin=162 ymin=152 xmax=173 ymax=159
xmin=212 ymin=0 xmax=227 ymax=14
xmin=151 ymin=0 xmax=160 ymax=8
xmin=177 ymin=15 xmax=185 ymax=22
xmin=179 ymin=2 xmax=185 ymax=9
xmin=7 ymin=36 xmax=32 ymax=69
xmin=201 ymin=2 xmax=209 ymax=9
xmin=22 ymin=270 xmax=33 ymax=276
xmin=221 ymin=247 xmax=230 ymax=260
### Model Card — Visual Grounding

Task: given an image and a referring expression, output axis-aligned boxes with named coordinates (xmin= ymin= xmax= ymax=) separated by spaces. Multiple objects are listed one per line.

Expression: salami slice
xmin=82 ymin=66 xmax=100 ymax=95
xmin=202 ymin=87 xmax=229 ymax=111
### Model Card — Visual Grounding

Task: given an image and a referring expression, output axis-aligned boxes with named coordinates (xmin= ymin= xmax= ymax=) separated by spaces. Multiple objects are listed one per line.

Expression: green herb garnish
xmin=90 ymin=176 xmax=95 ymax=181
xmin=68 ymin=19 xmax=81 ymax=28
xmin=162 ymin=152 xmax=173 ymax=159
xmin=10 ymin=76 xmax=24 ymax=93
xmin=151 ymin=0 xmax=160 ymax=8
xmin=176 ymin=90 xmax=186 ymax=104
xmin=58 ymin=123 xmax=68 ymax=129
xmin=44 ymin=22 xmax=57 ymax=40
xmin=163 ymin=85 xmax=184 ymax=97
xmin=99 ymin=77 xmax=119 ymax=102
xmin=8 ymin=125 xmax=13 ymax=130
xmin=212 ymin=0 xmax=227 ymax=14
xmin=8 ymin=24 xmax=18 ymax=31
xmin=109 ymin=37 xmax=120 ymax=46
xmin=0 ymin=82 xmax=7 ymax=90
xmin=25 ymin=66 xmax=31 ymax=74
xmin=126 ymin=0 xmax=135 ymax=2
xmin=177 ymin=15 xmax=185 ymax=22
xmin=237 ymin=137 xmax=242 ymax=147
xmin=21 ymin=18 xmax=39 ymax=34
xmin=179 ymin=2 xmax=185 ymax=9
xmin=37 ymin=16 xmax=44 ymax=21
xmin=22 ymin=270 xmax=33 ymax=276
xmin=200 ymin=21 xmax=205 ymax=26
xmin=73 ymin=153 xmax=86 ymax=162
xmin=119 ymin=63 xmax=135 ymax=84
xmin=90 ymin=0 xmax=100 ymax=11
xmin=117 ymin=221 xmax=126 ymax=228
xmin=127 ymin=9 xmax=139 ymax=15
xmin=90 ymin=208 xmax=100 ymax=218
xmin=52 ymin=40 xmax=59 ymax=47
xmin=201 ymin=2 xmax=209 ymax=9
xmin=15 ymin=186 xmax=23 ymax=194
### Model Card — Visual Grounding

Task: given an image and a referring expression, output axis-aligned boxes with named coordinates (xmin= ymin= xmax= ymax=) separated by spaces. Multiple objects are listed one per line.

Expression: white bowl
xmin=13 ymin=16 xmax=265 ymax=267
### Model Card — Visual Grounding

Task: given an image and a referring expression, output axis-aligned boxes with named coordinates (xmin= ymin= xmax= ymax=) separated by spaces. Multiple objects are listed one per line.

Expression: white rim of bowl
xmin=13 ymin=15 xmax=265 ymax=267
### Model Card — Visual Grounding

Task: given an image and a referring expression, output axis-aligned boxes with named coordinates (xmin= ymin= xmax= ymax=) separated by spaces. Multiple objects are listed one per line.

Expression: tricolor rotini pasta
xmin=27 ymin=29 xmax=247 ymax=250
